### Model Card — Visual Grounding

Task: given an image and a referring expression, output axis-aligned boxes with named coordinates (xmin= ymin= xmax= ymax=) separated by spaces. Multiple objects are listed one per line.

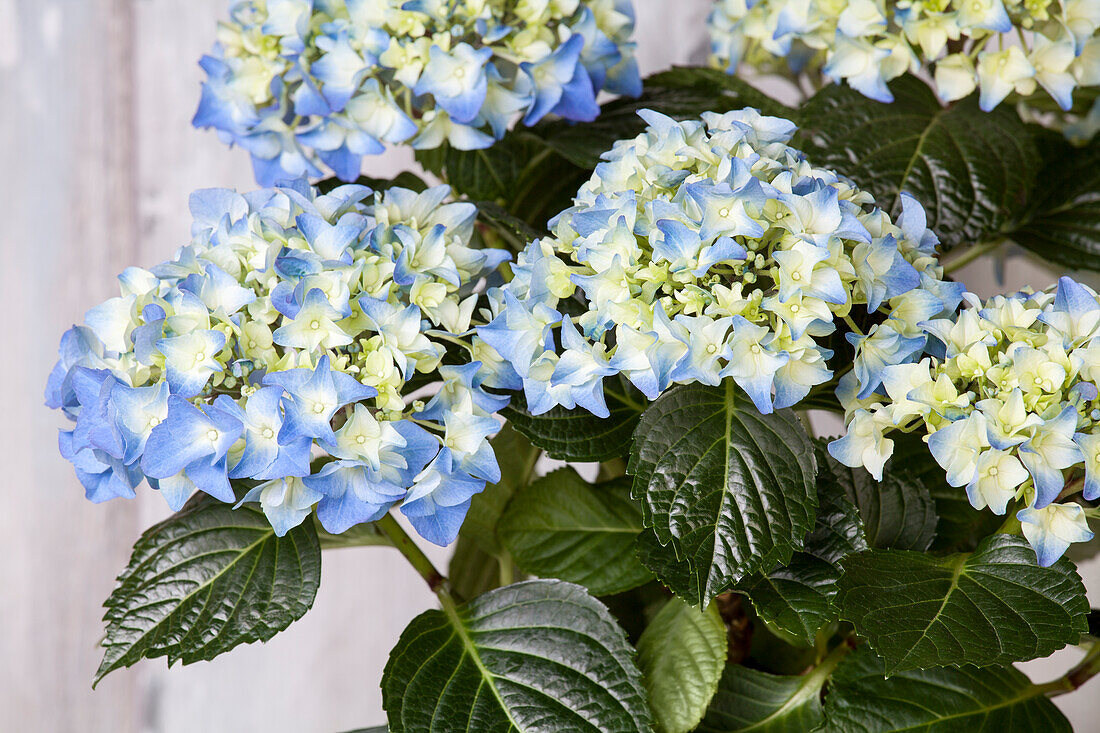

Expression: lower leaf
xmin=637 ymin=598 xmax=728 ymax=733
xmin=695 ymin=663 xmax=827 ymax=733
xmin=820 ymin=646 xmax=1070 ymax=732
xmin=96 ymin=499 xmax=320 ymax=683
xmin=740 ymin=556 xmax=839 ymax=646
xmin=382 ymin=580 xmax=652 ymax=733
xmin=500 ymin=469 xmax=652 ymax=595
xmin=836 ymin=533 xmax=1089 ymax=672
xmin=740 ymin=447 xmax=868 ymax=645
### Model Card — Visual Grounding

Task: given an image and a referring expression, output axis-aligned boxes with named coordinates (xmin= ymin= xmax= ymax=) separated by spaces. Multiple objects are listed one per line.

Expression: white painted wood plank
xmin=1 ymin=1 xmax=145 ymax=731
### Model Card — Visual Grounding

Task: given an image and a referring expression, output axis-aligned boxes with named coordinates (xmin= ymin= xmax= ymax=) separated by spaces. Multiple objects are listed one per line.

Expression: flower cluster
xmin=46 ymin=180 xmax=512 ymax=546
xmin=194 ymin=0 xmax=641 ymax=185
xmin=476 ymin=108 xmax=963 ymax=419
xmin=707 ymin=0 xmax=1100 ymax=111
xmin=830 ymin=277 xmax=1100 ymax=565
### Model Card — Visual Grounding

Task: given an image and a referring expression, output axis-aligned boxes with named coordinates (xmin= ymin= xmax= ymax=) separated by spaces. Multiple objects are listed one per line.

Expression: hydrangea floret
xmin=476 ymin=108 xmax=964 ymax=420
xmin=194 ymin=0 xmax=641 ymax=185
xmin=830 ymin=277 xmax=1100 ymax=565
xmin=707 ymin=0 xmax=1100 ymax=111
xmin=45 ymin=179 xmax=511 ymax=546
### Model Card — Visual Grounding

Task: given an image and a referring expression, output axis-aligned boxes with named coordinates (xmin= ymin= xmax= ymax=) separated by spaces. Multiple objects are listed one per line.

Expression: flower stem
xmin=997 ymin=502 xmax=1023 ymax=535
xmin=498 ymin=553 xmax=514 ymax=588
xmin=1057 ymin=476 xmax=1085 ymax=502
xmin=842 ymin=314 xmax=864 ymax=337
xmin=376 ymin=512 xmax=447 ymax=595
xmin=1038 ymin=642 xmax=1100 ymax=697
xmin=942 ymin=239 xmax=1006 ymax=274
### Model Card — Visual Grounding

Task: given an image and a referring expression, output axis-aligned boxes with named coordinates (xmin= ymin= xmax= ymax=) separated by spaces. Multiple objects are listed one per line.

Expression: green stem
xmin=498 ymin=553 xmax=514 ymax=588
xmin=424 ymin=330 xmax=475 ymax=351
xmin=997 ymin=503 xmax=1022 ymax=535
xmin=813 ymin=627 xmax=832 ymax=664
xmin=509 ymin=146 xmax=556 ymax=216
xmin=597 ymin=457 xmax=628 ymax=481
xmin=1038 ymin=642 xmax=1100 ymax=697
xmin=842 ymin=314 xmax=864 ymax=337
xmin=813 ymin=637 xmax=856 ymax=680
xmin=376 ymin=512 xmax=448 ymax=595
xmin=1057 ymin=476 xmax=1085 ymax=503
xmin=942 ymin=239 xmax=1006 ymax=274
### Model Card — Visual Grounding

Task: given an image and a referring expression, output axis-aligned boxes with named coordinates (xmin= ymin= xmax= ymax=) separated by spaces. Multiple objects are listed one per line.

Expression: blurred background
xmin=2 ymin=1 xmax=1097 ymax=731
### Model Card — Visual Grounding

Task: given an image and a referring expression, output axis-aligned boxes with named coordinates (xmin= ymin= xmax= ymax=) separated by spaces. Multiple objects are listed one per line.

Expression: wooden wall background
xmin=1 ymin=0 xmax=1095 ymax=730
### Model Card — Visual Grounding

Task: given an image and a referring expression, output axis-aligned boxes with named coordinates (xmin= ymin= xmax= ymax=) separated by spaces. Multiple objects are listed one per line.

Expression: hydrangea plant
xmin=48 ymin=5 xmax=1100 ymax=732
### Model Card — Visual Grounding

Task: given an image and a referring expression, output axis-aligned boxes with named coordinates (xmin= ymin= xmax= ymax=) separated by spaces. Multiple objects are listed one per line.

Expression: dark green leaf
xmin=740 ymin=557 xmax=842 ymax=648
xmin=506 ymin=147 xmax=592 ymax=230
xmin=316 ymin=170 xmax=428 ymax=194
xmin=474 ymin=200 xmax=546 ymax=253
xmin=696 ymin=664 xmax=827 ymax=733
xmin=826 ymin=447 xmax=936 ymax=551
xmin=440 ymin=142 xmax=524 ymax=201
xmin=500 ymin=469 xmax=652 ymax=595
xmin=630 ymin=382 xmax=817 ymax=606
xmin=634 ymin=527 xmax=702 ymax=604
xmin=414 ymin=146 xmax=447 ymax=178
xmin=804 ymin=447 xmax=869 ymax=565
xmin=538 ymin=67 xmax=794 ymax=170
xmin=637 ymin=598 xmax=727 ymax=733
xmin=745 ymin=616 xmax=819 ymax=677
xmin=503 ymin=380 xmax=644 ymax=462
xmin=382 ymin=580 xmax=652 ymax=733
xmin=96 ymin=501 xmax=320 ymax=683
xmin=739 ymin=447 xmax=867 ymax=646
xmin=1009 ymin=132 xmax=1100 ymax=269
xmin=820 ymin=645 xmax=1070 ymax=732
xmin=796 ymin=75 xmax=1040 ymax=250
xmin=836 ymin=533 xmax=1089 ymax=672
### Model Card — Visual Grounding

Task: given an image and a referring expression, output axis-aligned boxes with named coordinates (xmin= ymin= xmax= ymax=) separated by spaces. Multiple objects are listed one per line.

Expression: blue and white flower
xmin=47 ymin=179 xmax=512 ymax=545
xmin=832 ymin=277 xmax=1100 ymax=565
xmin=707 ymin=0 xmax=1100 ymax=117
xmin=195 ymin=0 xmax=641 ymax=183
xmin=481 ymin=109 xmax=957 ymax=418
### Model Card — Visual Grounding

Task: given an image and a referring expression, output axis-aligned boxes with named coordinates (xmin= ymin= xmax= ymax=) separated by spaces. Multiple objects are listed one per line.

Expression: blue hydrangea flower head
xmin=707 ymin=0 xmax=1100 ymax=115
xmin=47 ymin=178 xmax=511 ymax=544
xmin=195 ymin=0 xmax=641 ymax=184
xmin=830 ymin=277 xmax=1100 ymax=565
xmin=480 ymin=108 xmax=958 ymax=420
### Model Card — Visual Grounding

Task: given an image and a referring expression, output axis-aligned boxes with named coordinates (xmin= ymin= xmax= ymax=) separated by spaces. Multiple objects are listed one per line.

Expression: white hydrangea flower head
xmin=477 ymin=108 xmax=963 ymax=422
xmin=707 ymin=0 xmax=1100 ymax=113
xmin=195 ymin=0 xmax=641 ymax=184
xmin=47 ymin=179 xmax=513 ymax=546
xmin=830 ymin=277 xmax=1100 ymax=566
